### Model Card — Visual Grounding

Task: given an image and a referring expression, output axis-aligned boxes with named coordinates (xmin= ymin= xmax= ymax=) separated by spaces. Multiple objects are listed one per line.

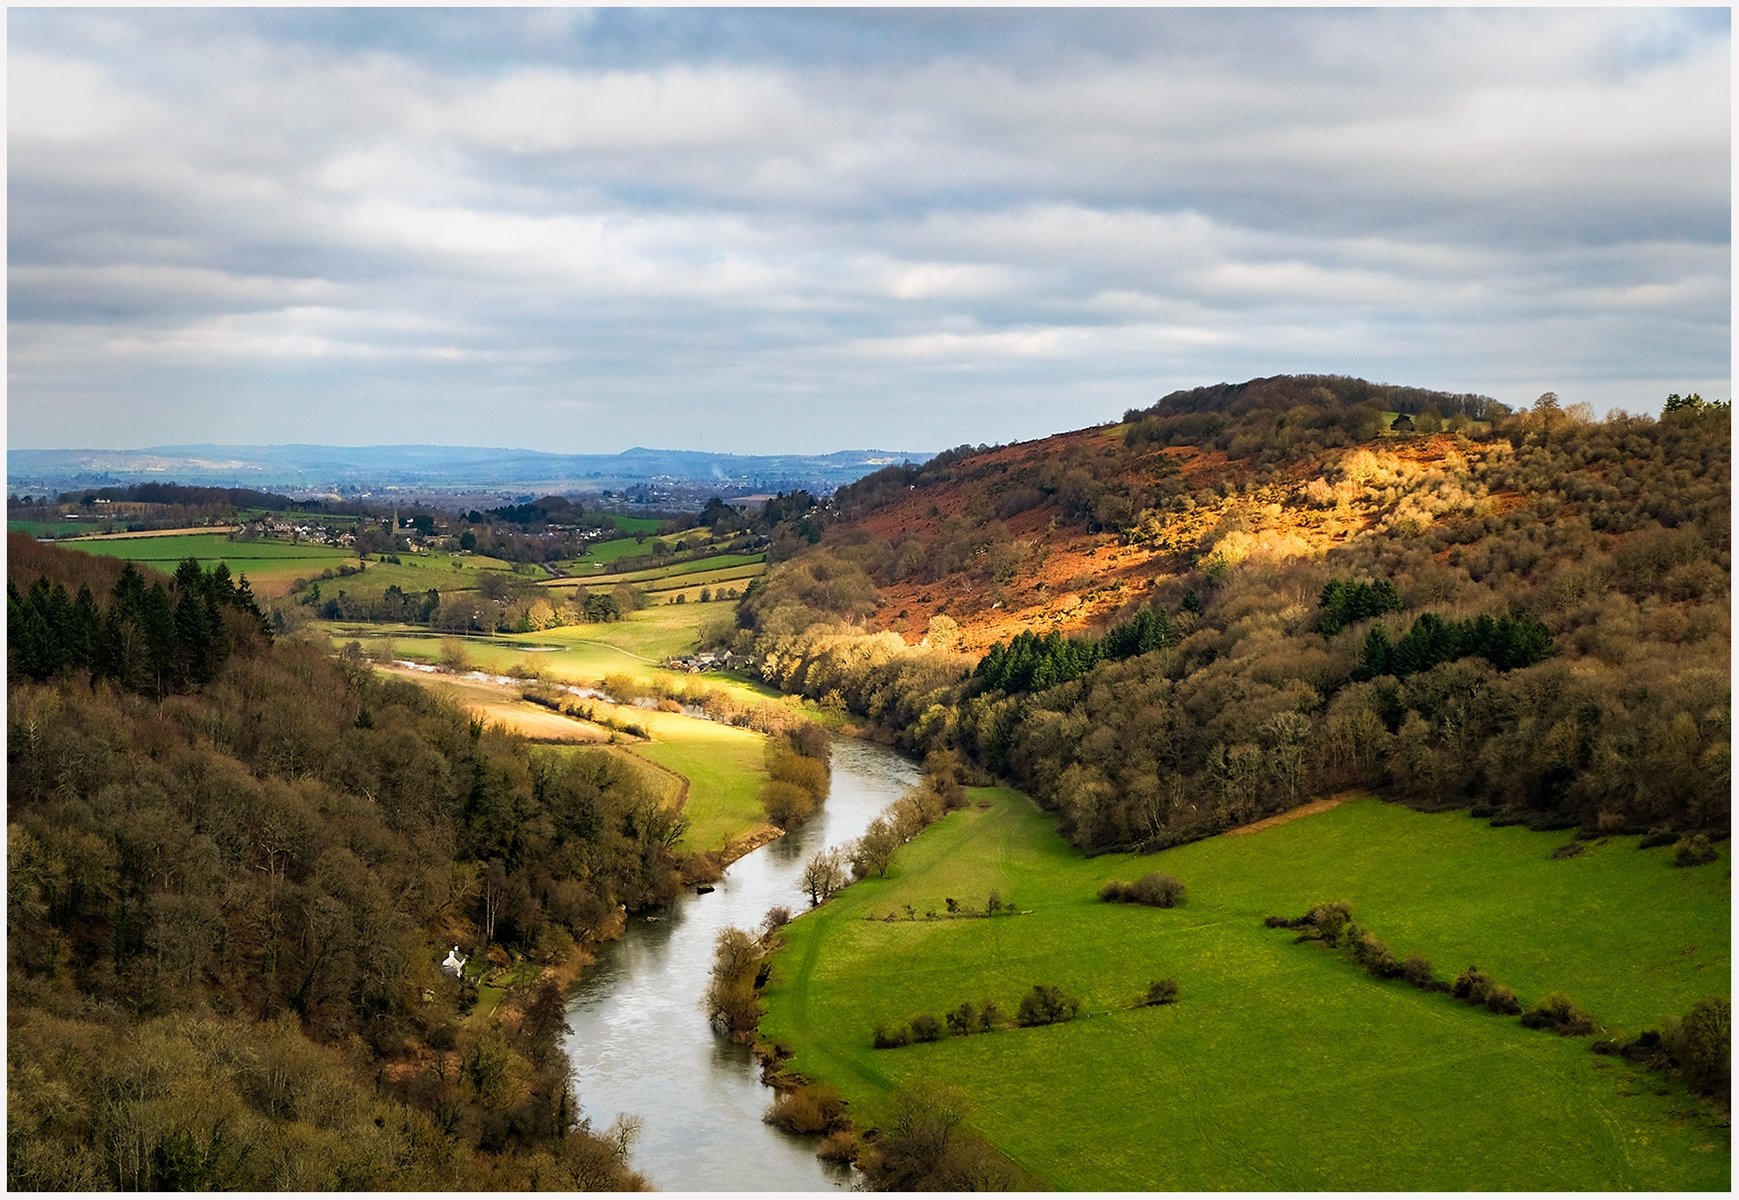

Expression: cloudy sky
xmin=7 ymin=6 xmax=1730 ymax=455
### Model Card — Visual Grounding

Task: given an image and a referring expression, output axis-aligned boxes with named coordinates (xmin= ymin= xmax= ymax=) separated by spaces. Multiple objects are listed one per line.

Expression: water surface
xmin=564 ymin=734 xmax=920 ymax=1191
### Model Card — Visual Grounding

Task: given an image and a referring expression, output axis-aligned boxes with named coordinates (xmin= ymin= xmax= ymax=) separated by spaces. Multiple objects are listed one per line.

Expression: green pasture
xmin=560 ymin=526 xmax=711 ymax=573
xmin=56 ymin=533 xmax=358 ymax=593
xmin=625 ymin=716 xmax=771 ymax=854
xmin=9 ymin=520 xmax=102 ymax=537
xmin=546 ymin=552 xmax=764 ymax=588
xmin=759 ymin=793 xmax=1730 ymax=1190
xmin=600 ymin=515 xmax=667 ymax=535
xmin=563 ymin=742 xmax=763 ymax=856
xmin=309 ymin=553 xmax=531 ymax=600
xmin=315 ymin=601 xmax=776 ymax=705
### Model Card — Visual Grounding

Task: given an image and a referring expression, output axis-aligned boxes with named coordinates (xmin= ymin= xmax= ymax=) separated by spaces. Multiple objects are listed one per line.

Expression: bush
xmin=1351 ymin=930 xmax=1402 ymax=979
xmin=909 ymin=1013 xmax=944 ymax=1043
xmin=945 ymin=1001 xmax=979 ymax=1036
xmin=764 ymin=1084 xmax=847 ymax=1134
xmin=1101 ymin=873 xmax=1187 ymax=908
xmin=1484 ymin=985 xmax=1522 ymax=1015
xmin=817 ymin=1129 xmax=858 ymax=1165
xmin=1673 ymin=834 xmax=1718 ymax=867
xmin=1637 ymin=829 xmax=1678 ymax=850
xmin=1016 ymin=984 xmax=1082 ymax=1027
xmin=872 ymin=1024 xmax=909 ymax=1050
xmin=1666 ymin=997 xmax=1730 ymax=1095
xmin=1399 ymin=955 xmax=1437 ymax=989
xmin=1452 ymin=966 xmax=1494 ymax=1007
xmin=978 ymin=999 xmax=1009 ymax=1033
xmin=1144 ymin=978 xmax=1180 ymax=1006
xmin=1305 ymin=901 xmax=1354 ymax=947
xmin=1520 ymin=992 xmax=1595 ymax=1036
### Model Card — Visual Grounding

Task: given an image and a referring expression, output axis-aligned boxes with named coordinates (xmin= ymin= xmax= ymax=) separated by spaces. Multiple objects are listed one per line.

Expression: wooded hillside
xmin=7 ymin=541 xmax=670 ymax=1189
xmin=734 ymin=379 xmax=1729 ymax=853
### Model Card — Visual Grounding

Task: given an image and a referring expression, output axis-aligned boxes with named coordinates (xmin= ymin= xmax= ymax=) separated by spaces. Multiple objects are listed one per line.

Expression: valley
xmin=7 ymin=377 xmax=1728 ymax=1191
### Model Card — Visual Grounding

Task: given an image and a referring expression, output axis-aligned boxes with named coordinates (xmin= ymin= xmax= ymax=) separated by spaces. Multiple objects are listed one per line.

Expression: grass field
xmin=317 ymin=598 xmax=756 ymax=693
xmin=8 ymin=519 xmax=102 ymax=537
xmin=56 ymin=532 xmax=359 ymax=594
xmin=312 ymin=553 xmax=532 ymax=601
xmin=758 ymin=793 xmax=1730 ymax=1190
xmin=543 ymin=551 xmax=764 ymax=589
xmin=627 ymin=718 xmax=771 ymax=855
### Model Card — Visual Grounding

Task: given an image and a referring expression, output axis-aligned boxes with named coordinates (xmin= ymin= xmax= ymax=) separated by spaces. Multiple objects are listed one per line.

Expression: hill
xmin=7 ymin=442 xmax=929 ymax=496
xmin=731 ymin=376 xmax=1729 ymax=852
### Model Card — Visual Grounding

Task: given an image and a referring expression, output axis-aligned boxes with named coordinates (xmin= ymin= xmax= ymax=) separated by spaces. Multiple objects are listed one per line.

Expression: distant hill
xmin=6 ymin=443 xmax=930 ymax=495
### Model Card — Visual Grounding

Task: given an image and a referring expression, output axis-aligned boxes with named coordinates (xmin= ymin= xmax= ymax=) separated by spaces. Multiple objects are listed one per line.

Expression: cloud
xmin=5 ymin=7 xmax=1729 ymax=454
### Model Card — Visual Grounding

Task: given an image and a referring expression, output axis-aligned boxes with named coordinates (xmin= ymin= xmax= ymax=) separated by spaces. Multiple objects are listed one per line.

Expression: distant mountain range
xmin=6 ymin=443 xmax=930 ymax=495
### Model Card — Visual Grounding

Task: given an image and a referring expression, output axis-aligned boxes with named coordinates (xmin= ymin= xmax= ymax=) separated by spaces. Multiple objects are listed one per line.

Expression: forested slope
xmin=732 ymin=378 xmax=1729 ymax=853
xmin=7 ymin=540 xmax=675 ymax=1188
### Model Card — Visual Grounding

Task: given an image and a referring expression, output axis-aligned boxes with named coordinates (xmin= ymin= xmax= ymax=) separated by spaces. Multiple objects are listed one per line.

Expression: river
xmin=563 ymin=733 xmax=921 ymax=1191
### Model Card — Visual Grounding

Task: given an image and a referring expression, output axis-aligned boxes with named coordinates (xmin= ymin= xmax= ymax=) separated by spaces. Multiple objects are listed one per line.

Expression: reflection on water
xmin=564 ymin=733 xmax=920 ymax=1191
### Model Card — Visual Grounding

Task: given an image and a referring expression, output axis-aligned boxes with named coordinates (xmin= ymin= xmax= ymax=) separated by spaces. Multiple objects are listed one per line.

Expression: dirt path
xmin=1225 ymin=795 xmax=1351 ymax=837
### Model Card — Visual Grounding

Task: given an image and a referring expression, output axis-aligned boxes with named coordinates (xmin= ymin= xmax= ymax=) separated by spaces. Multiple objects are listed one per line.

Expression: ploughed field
xmin=759 ymin=793 xmax=1730 ymax=1190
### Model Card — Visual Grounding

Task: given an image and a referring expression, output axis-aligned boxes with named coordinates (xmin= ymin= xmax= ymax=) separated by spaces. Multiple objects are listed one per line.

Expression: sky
xmin=6 ymin=6 xmax=1732 ymax=455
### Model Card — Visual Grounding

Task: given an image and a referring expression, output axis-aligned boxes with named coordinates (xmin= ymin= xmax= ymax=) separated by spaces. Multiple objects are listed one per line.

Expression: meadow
xmin=317 ymin=598 xmax=762 ymax=695
xmin=758 ymin=793 xmax=1730 ymax=1190
xmin=55 ymin=531 xmax=358 ymax=594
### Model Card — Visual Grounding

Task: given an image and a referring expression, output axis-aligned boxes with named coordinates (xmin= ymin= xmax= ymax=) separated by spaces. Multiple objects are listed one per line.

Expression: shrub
xmin=764 ymin=1084 xmax=847 ymax=1134
xmin=1102 ymin=873 xmax=1187 ymax=908
xmin=1485 ymin=985 xmax=1522 ymax=1015
xmin=1520 ymin=992 xmax=1595 ymax=1036
xmin=1144 ymin=979 xmax=1180 ymax=1006
xmin=817 ymin=1129 xmax=858 ymax=1165
xmin=945 ymin=1001 xmax=979 ymax=1036
xmin=1129 ymin=872 xmax=1187 ymax=908
xmin=909 ymin=1013 xmax=944 ymax=1043
xmin=1305 ymin=901 xmax=1354 ymax=947
xmin=1452 ymin=966 xmax=1494 ymax=1007
xmin=872 ymin=1024 xmax=909 ymax=1050
xmin=977 ymin=999 xmax=1009 ymax=1033
xmin=1400 ymin=955 xmax=1437 ymax=989
xmin=1666 ymin=997 xmax=1730 ymax=1095
xmin=1673 ymin=834 xmax=1718 ymax=867
xmin=1351 ymin=930 xmax=1402 ymax=979
xmin=1016 ymin=984 xmax=1082 ymax=1027
xmin=1637 ymin=829 xmax=1678 ymax=850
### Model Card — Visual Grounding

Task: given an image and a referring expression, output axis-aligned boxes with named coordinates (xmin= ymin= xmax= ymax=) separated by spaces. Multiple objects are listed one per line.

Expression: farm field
xmin=54 ymin=531 xmax=358 ymax=594
xmin=541 ymin=551 xmax=764 ymax=588
xmin=308 ymin=552 xmax=532 ymax=600
xmin=626 ymin=718 xmax=771 ymax=855
xmin=8 ymin=519 xmax=108 ymax=537
xmin=317 ymin=598 xmax=759 ymax=693
xmin=558 ymin=526 xmax=711 ymax=572
xmin=758 ymin=792 xmax=1730 ymax=1191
